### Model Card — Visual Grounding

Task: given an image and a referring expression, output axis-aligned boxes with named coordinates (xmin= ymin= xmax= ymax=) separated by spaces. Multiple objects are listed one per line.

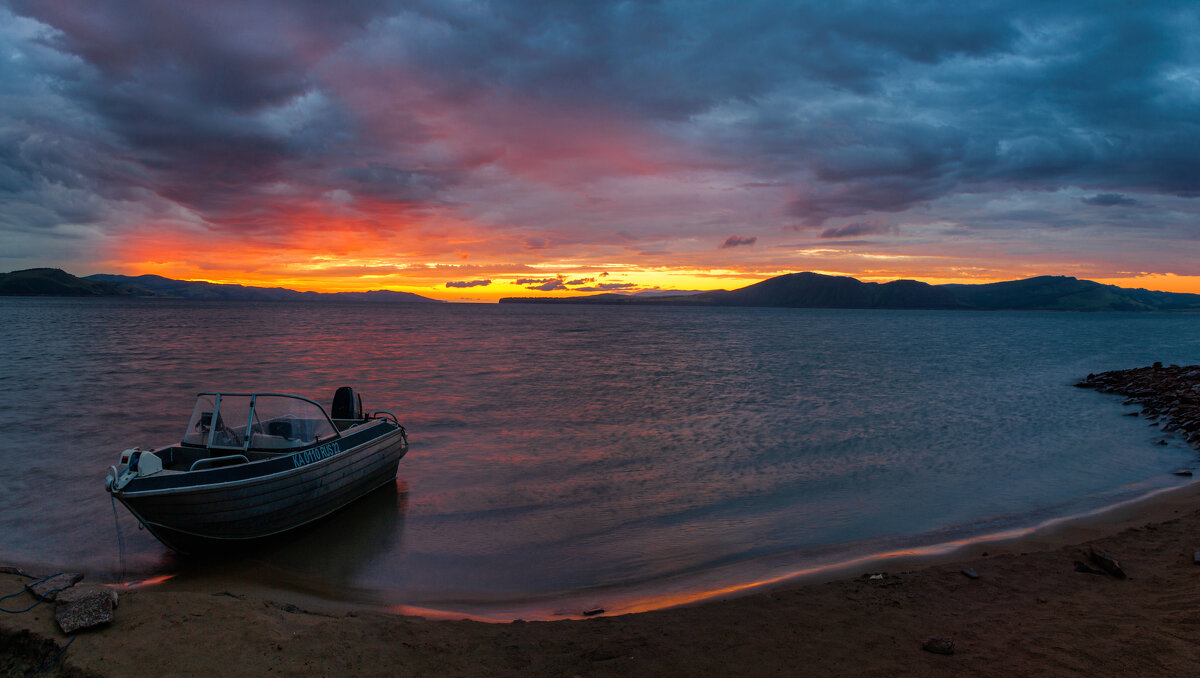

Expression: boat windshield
xmin=182 ymin=393 xmax=339 ymax=451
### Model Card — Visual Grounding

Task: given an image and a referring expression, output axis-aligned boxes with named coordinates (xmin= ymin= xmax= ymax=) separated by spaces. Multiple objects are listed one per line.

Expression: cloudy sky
xmin=1 ymin=0 xmax=1198 ymax=300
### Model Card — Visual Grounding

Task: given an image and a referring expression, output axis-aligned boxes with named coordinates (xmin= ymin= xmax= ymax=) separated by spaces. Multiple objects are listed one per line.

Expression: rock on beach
xmin=55 ymin=586 xmax=119 ymax=634
xmin=26 ymin=573 xmax=84 ymax=601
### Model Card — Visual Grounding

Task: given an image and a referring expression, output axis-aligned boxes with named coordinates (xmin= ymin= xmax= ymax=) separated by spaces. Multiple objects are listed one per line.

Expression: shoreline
xmin=6 ymin=474 xmax=1192 ymax=624
xmin=7 ymin=480 xmax=1200 ymax=675
xmin=6 ymin=473 xmax=1197 ymax=625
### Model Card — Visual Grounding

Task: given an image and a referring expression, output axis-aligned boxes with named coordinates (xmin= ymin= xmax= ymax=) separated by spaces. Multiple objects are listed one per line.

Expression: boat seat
xmin=268 ymin=420 xmax=300 ymax=440
xmin=249 ymin=434 xmax=301 ymax=450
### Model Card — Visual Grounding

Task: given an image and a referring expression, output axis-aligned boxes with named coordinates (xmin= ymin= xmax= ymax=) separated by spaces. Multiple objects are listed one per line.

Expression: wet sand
xmin=6 ymin=481 xmax=1200 ymax=677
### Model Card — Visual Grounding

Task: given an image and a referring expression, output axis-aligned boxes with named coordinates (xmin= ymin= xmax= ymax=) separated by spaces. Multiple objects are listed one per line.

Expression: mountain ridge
xmin=0 ymin=269 xmax=442 ymax=302
xmin=85 ymin=273 xmax=443 ymax=303
xmin=500 ymin=272 xmax=1200 ymax=312
xmin=5 ymin=268 xmax=1199 ymax=311
xmin=0 ymin=268 xmax=148 ymax=297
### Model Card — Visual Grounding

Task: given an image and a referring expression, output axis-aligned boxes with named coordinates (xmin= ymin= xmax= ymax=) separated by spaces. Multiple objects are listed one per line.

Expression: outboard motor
xmin=332 ymin=386 xmax=363 ymax=420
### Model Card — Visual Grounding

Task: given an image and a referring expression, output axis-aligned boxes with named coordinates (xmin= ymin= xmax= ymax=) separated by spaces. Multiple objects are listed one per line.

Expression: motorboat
xmin=105 ymin=387 xmax=408 ymax=553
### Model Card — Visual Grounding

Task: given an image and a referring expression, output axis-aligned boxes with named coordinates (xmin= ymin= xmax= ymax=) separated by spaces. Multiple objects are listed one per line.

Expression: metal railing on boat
xmin=189 ymin=454 xmax=249 ymax=471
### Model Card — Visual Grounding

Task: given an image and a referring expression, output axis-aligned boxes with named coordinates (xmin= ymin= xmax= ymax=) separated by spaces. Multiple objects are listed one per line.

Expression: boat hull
xmin=114 ymin=421 xmax=407 ymax=553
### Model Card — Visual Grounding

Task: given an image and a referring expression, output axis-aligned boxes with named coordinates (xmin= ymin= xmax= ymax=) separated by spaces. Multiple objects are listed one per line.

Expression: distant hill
xmin=500 ymin=272 xmax=1200 ymax=312
xmin=631 ymin=288 xmax=708 ymax=298
xmin=698 ymin=272 xmax=959 ymax=309
xmin=0 ymin=268 xmax=152 ymax=296
xmin=942 ymin=276 xmax=1200 ymax=311
xmin=85 ymin=273 xmax=442 ymax=303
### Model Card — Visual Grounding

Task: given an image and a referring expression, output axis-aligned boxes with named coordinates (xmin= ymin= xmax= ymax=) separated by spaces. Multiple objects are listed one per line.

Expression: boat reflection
xmin=156 ymin=479 xmax=409 ymax=598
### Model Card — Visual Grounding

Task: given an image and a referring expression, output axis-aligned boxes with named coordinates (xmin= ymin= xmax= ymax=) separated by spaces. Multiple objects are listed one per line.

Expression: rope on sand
xmin=27 ymin=634 xmax=76 ymax=677
xmin=0 ymin=572 xmax=66 ymax=614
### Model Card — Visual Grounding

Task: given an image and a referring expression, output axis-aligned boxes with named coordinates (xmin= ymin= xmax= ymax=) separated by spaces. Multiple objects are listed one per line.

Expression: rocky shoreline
xmin=1077 ymin=363 xmax=1200 ymax=449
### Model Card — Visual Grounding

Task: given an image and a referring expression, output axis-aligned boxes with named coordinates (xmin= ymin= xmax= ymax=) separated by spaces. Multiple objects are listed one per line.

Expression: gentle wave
xmin=2 ymin=297 xmax=1199 ymax=612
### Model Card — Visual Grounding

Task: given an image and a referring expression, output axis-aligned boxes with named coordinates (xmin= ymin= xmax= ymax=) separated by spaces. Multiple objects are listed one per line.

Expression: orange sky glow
xmin=5 ymin=1 xmax=1199 ymax=301
xmin=95 ymin=217 xmax=1200 ymax=301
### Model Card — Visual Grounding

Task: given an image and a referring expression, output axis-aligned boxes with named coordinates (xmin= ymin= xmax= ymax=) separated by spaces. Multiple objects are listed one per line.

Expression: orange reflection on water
xmin=610 ymin=525 xmax=1042 ymax=617
xmin=111 ymin=574 xmax=177 ymax=589
xmin=374 ymin=526 xmax=1048 ymax=624
xmin=385 ymin=605 xmax=507 ymax=623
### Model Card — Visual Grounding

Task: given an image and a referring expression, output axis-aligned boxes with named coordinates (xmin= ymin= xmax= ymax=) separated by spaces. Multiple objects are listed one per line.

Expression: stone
xmin=1077 ymin=365 xmax=1200 ymax=453
xmin=26 ymin=573 xmax=83 ymax=601
xmin=54 ymin=586 xmax=118 ymax=634
xmin=1173 ymin=469 xmax=1193 ymax=477
xmin=922 ymin=637 xmax=955 ymax=655
xmin=1074 ymin=561 xmax=1105 ymax=575
xmin=961 ymin=568 xmax=980 ymax=579
xmin=1089 ymin=546 xmax=1127 ymax=579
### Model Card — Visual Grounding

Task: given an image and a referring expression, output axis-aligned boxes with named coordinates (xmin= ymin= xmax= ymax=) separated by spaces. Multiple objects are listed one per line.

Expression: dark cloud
xmin=720 ymin=235 xmax=757 ymax=249
xmin=10 ymin=0 xmax=390 ymax=109
xmin=566 ymin=277 xmax=594 ymax=285
xmin=0 ymin=0 xmax=452 ymax=233
xmin=1082 ymin=193 xmax=1141 ymax=207
xmin=445 ymin=279 xmax=491 ymax=288
xmin=335 ymin=164 xmax=456 ymax=204
xmin=700 ymin=5 xmax=1200 ymax=224
xmin=785 ymin=175 xmax=952 ymax=226
xmin=574 ymin=282 xmax=638 ymax=292
xmin=820 ymin=221 xmax=897 ymax=239
xmin=527 ymin=279 xmax=568 ymax=291
xmin=515 ymin=277 xmax=559 ymax=285
xmin=373 ymin=2 xmax=1021 ymax=120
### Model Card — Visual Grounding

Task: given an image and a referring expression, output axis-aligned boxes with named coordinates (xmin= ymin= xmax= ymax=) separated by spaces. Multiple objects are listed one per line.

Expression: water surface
xmin=1 ymin=298 xmax=1197 ymax=616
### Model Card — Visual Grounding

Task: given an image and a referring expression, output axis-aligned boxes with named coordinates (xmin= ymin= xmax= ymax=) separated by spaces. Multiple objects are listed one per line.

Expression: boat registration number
xmin=292 ymin=441 xmax=342 ymax=468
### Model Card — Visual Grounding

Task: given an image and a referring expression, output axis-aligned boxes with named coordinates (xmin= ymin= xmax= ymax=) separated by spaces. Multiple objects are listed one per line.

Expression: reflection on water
xmin=2 ymin=297 xmax=1200 ymax=616
xmin=151 ymin=480 xmax=409 ymax=599
xmin=244 ymin=480 xmax=409 ymax=596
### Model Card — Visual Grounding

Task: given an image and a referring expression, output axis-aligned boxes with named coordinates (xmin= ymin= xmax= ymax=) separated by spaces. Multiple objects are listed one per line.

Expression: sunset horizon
xmin=27 ymin=265 xmax=1200 ymax=303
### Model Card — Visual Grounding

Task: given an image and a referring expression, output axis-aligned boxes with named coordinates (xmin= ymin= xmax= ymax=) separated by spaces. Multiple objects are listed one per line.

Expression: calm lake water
xmin=1 ymin=297 xmax=1198 ymax=617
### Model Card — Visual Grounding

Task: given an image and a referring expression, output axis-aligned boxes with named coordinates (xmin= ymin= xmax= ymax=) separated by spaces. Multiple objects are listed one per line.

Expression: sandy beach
xmin=5 ymin=480 xmax=1200 ymax=677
